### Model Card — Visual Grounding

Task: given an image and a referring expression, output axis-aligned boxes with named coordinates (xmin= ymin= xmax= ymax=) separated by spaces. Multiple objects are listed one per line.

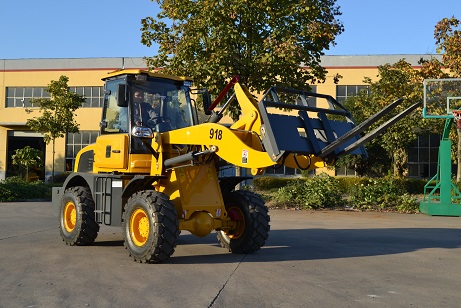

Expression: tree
xmin=435 ymin=17 xmax=461 ymax=76
xmin=141 ymin=0 xmax=343 ymax=118
xmin=434 ymin=16 xmax=461 ymax=180
xmin=11 ymin=146 xmax=43 ymax=182
xmin=339 ymin=59 xmax=446 ymax=177
xmin=27 ymin=76 xmax=85 ymax=181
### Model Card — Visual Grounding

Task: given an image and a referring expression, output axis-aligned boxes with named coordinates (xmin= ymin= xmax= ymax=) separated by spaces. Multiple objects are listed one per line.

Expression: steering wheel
xmin=147 ymin=116 xmax=172 ymax=127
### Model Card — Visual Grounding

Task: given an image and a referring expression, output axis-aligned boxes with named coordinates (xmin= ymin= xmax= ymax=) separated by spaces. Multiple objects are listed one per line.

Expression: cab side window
xmin=102 ymin=80 xmax=128 ymax=133
xmin=168 ymin=89 xmax=193 ymax=129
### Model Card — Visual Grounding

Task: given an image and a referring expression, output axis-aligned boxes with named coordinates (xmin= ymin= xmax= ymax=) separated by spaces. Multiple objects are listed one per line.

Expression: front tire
xmin=59 ymin=186 xmax=99 ymax=246
xmin=217 ymin=190 xmax=270 ymax=254
xmin=123 ymin=190 xmax=179 ymax=263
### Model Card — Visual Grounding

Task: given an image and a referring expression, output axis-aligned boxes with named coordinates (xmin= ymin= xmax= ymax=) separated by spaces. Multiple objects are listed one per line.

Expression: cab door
xmin=94 ymin=78 xmax=129 ymax=171
xmin=93 ymin=134 xmax=128 ymax=170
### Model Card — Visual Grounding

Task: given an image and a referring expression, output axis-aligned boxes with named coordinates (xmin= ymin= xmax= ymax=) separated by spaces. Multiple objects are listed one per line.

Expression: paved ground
xmin=1 ymin=202 xmax=461 ymax=307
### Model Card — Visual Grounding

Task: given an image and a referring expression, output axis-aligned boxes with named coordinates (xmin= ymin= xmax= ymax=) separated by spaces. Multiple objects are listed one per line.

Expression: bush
xmin=395 ymin=193 xmax=419 ymax=213
xmin=0 ymin=185 xmax=19 ymax=202
xmin=49 ymin=172 xmax=72 ymax=184
xmin=274 ymin=173 xmax=344 ymax=209
xmin=253 ymin=176 xmax=295 ymax=190
xmin=336 ymin=177 xmax=370 ymax=194
xmin=403 ymin=178 xmax=427 ymax=194
xmin=0 ymin=177 xmax=52 ymax=202
xmin=256 ymin=174 xmax=423 ymax=212
xmin=335 ymin=177 xmax=427 ymax=195
xmin=349 ymin=176 xmax=418 ymax=212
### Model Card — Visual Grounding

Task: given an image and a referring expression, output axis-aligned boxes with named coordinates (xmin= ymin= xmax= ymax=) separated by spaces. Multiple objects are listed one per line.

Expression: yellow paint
xmin=129 ymin=208 xmax=150 ymax=247
xmin=103 ymin=69 xmax=193 ymax=82
xmin=156 ymin=162 xmax=228 ymax=237
xmin=93 ymin=134 xmax=128 ymax=170
xmin=163 ymin=123 xmax=276 ymax=169
xmin=63 ymin=201 xmax=76 ymax=233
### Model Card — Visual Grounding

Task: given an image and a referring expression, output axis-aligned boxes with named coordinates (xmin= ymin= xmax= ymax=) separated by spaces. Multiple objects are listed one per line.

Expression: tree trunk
xmin=393 ymin=148 xmax=407 ymax=177
xmin=52 ymin=138 xmax=55 ymax=182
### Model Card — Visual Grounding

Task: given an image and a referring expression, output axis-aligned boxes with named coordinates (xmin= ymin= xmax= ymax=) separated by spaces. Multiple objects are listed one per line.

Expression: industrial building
xmin=0 ymin=55 xmax=441 ymax=181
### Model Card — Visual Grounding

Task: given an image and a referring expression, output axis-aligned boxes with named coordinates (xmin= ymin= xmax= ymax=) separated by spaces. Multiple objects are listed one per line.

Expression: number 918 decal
xmin=209 ymin=128 xmax=223 ymax=140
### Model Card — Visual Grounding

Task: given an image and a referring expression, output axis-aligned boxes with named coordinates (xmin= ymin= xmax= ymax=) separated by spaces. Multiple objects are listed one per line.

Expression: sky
xmin=0 ymin=0 xmax=459 ymax=60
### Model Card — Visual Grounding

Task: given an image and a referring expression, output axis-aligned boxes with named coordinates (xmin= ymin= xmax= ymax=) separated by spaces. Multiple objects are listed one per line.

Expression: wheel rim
xmin=226 ymin=206 xmax=245 ymax=239
xmin=130 ymin=208 xmax=150 ymax=247
xmin=63 ymin=201 xmax=76 ymax=233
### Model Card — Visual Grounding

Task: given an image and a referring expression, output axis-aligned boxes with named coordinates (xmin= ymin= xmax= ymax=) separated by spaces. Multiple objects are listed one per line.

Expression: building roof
xmin=320 ymin=54 xmax=443 ymax=68
xmin=0 ymin=54 xmax=443 ymax=72
xmin=0 ymin=57 xmax=147 ymax=71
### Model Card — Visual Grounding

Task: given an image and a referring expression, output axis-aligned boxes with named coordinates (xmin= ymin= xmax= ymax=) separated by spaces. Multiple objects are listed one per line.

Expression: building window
xmin=295 ymin=85 xmax=317 ymax=107
xmin=335 ymin=165 xmax=356 ymax=177
xmin=264 ymin=165 xmax=310 ymax=176
xmin=407 ymin=134 xmax=440 ymax=178
xmin=336 ymin=85 xmax=369 ymax=104
xmin=70 ymin=86 xmax=104 ymax=107
xmin=5 ymin=86 xmax=103 ymax=108
xmin=66 ymin=131 xmax=99 ymax=171
xmin=6 ymin=87 xmax=50 ymax=107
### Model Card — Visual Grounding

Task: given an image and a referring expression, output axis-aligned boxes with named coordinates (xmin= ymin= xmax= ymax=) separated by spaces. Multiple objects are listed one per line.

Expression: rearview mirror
xmin=201 ymin=90 xmax=212 ymax=115
xmin=117 ymin=84 xmax=127 ymax=107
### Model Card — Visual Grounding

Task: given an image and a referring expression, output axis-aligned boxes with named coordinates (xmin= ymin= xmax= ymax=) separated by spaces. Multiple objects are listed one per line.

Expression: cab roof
xmin=102 ymin=69 xmax=193 ymax=82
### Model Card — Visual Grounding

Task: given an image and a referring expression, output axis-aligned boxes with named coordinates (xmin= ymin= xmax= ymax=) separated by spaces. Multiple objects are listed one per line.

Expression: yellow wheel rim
xmin=227 ymin=207 xmax=245 ymax=239
xmin=63 ymin=201 xmax=76 ymax=233
xmin=130 ymin=208 xmax=150 ymax=247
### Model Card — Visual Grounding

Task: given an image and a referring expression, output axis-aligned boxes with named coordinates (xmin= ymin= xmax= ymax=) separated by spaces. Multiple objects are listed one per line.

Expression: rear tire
xmin=123 ymin=190 xmax=179 ymax=263
xmin=217 ymin=190 xmax=270 ymax=254
xmin=59 ymin=186 xmax=99 ymax=246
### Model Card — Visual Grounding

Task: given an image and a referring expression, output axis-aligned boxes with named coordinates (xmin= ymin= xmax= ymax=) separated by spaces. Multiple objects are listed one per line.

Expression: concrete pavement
xmin=1 ymin=202 xmax=460 ymax=307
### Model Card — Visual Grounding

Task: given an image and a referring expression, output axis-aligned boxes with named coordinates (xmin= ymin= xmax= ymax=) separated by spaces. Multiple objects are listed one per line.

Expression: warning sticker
xmin=242 ymin=149 xmax=248 ymax=164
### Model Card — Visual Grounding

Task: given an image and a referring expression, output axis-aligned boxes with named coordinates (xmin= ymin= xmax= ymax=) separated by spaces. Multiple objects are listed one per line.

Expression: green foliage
xmin=254 ymin=175 xmax=425 ymax=211
xmin=435 ymin=17 xmax=461 ymax=77
xmin=141 ymin=0 xmax=344 ymax=118
xmin=341 ymin=59 xmax=446 ymax=177
xmin=27 ymin=75 xmax=84 ymax=144
xmin=11 ymin=146 xmax=43 ymax=182
xmin=335 ymin=177 xmax=370 ymax=194
xmin=336 ymin=176 xmax=426 ymax=195
xmin=27 ymin=75 xmax=84 ymax=181
xmin=252 ymin=176 xmax=294 ymax=190
xmin=395 ymin=193 xmax=419 ymax=213
xmin=0 ymin=177 xmax=52 ymax=202
xmin=333 ymin=144 xmax=392 ymax=178
xmin=403 ymin=178 xmax=428 ymax=194
xmin=275 ymin=173 xmax=343 ymax=209
xmin=49 ymin=172 xmax=72 ymax=184
xmin=349 ymin=176 xmax=419 ymax=212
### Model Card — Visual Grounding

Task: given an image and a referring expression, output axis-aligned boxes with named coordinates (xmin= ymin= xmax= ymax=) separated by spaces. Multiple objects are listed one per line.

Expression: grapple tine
xmin=335 ymin=101 xmax=422 ymax=158
xmin=319 ymin=98 xmax=404 ymax=158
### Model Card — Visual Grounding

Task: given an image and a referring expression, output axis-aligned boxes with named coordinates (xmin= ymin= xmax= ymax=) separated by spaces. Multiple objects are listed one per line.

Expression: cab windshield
xmin=129 ymin=78 xmax=194 ymax=132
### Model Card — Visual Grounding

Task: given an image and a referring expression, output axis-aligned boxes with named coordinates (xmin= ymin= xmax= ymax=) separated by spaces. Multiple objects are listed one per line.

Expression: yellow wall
xmin=0 ymin=68 xmax=109 ymax=180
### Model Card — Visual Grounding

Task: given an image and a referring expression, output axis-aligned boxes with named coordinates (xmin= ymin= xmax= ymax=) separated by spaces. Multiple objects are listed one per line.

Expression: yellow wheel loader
xmin=52 ymin=69 xmax=420 ymax=263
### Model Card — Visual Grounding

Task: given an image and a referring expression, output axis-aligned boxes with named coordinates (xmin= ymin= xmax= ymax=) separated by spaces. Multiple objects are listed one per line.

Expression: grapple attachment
xmin=257 ymin=87 xmax=420 ymax=163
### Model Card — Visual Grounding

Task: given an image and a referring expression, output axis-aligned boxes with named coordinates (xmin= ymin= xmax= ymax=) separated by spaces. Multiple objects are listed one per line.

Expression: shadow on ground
xmin=92 ymin=227 xmax=461 ymax=264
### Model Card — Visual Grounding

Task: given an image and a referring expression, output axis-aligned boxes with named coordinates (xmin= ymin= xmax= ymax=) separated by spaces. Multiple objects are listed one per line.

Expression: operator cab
xmin=100 ymin=70 xmax=197 ymax=136
xmin=98 ymin=70 xmax=208 ymax=157
xmin=88 ymin=70 xmax=211 ymax=171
